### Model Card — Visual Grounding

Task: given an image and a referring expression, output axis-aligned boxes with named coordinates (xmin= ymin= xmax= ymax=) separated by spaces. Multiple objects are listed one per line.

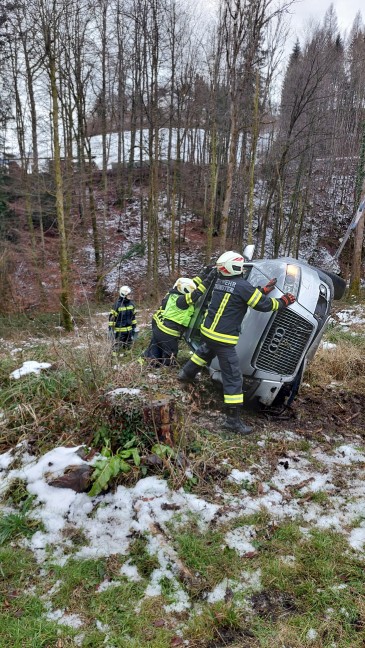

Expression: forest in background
xmin=0 ymin=0 xmax=364 ymax=330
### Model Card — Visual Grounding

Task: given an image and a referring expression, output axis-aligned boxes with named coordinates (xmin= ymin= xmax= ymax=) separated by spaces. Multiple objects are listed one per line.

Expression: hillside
xmin=3 ymin=175 xmax=211 ymax=314
xmin=2 ymin=160 xmax=360 ymax=318
xmin=0 ymin=300 xmax=364 ymax=647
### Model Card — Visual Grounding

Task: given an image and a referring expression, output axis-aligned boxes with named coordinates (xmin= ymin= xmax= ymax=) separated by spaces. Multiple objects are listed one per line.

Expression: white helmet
xmin=216 ymin=251 xmax=245 ymax=276
xmin=173 ymin=277 xmax=196 ymax=294
xmin=119 ymin=285 xmax=132 ymax=297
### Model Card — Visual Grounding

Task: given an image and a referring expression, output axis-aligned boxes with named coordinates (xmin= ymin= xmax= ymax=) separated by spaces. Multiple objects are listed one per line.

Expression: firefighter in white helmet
xmin=144 ymin=267 xmax=216 ymax=366
xmin=108 ymin=285 xmax=137 ymax=355
xmin=178 ymin=251 xmax=296 ymax=435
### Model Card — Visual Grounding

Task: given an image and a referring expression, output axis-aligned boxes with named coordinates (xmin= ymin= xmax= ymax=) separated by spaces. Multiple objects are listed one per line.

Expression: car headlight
xmin=283 ymin=264 xmax=301 ymax=297
xmin=319 ymin=283 xmax=327 ymax=297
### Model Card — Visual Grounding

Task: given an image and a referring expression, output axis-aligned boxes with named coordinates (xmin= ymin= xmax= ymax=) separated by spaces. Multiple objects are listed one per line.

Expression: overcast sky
xmin=287 ymin=0 xmax=364 ymax=47
xmin=198 ymin=0 xmax=364 ymax=54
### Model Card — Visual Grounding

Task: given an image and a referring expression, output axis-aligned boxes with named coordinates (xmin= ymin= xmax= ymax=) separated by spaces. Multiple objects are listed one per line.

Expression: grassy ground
xmin=0 ymin=305 xmax=365 ymax=647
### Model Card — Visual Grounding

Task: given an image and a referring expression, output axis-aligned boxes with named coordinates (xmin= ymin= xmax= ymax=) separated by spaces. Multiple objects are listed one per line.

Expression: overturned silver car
xmin=185 ymin=252 xmax=346 ymax=409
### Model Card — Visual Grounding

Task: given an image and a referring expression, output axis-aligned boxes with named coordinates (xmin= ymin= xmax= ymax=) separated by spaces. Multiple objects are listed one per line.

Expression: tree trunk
xmin=22 ymin=36 xmax=46 ymax=266
xmin=350 ymin=121 xmax=365 ymax=295
xmin=220 ymin=102 xmax=238 ymax=249
xmin=247 ymin=71 xmax=260 ymax=246
xmin=206 ymin=126 xmax=218 ymax=262
xmin=49 ymin=54 xmax=73 ymax=331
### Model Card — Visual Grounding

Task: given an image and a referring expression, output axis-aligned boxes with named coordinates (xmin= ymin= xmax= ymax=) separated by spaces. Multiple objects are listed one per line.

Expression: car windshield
xmin=250 ymin=260 xmax=289 ymax=288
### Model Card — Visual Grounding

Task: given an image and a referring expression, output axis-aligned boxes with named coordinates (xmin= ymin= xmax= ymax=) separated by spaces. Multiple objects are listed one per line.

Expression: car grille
xmin=255 ymin=310 xmax=314 ymax=376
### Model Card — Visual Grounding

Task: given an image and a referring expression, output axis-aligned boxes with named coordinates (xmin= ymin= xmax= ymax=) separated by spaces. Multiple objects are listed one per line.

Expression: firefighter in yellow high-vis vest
xmin=178 ymin=251 xmax=296 ymax=435
xmin=144 ymin=268 xmax=216 ymax=366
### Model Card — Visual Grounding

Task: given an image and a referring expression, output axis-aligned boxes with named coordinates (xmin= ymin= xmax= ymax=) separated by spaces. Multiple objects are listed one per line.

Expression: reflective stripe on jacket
xmin=155 ymin=279 xmax=207 ymax=338
xmin=201 ymin=275 xmax=280 ymax=345
xmin=108 ymin=297 xmax=136 ymax=333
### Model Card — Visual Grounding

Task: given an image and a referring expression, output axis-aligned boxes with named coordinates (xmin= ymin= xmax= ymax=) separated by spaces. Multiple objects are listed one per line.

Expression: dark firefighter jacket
xmin=154 ymin=274 xmax=208 ymax=338
xmin=108 ymin=296 xmax=136 ymax=334
xmin=201 ymin=274 xmax=283 ymax=345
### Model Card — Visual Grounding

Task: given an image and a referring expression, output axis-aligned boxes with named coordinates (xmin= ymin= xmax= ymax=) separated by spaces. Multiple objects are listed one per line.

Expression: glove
xmin=199 ymin=264 xmax=215 ymax=280
xmin=202 ymin=268 xmax=217 ymax=288
xmin=261 ymin=277 xmax=277 ymax=295
xmin=280 ymin=293 xmax=296 ymax=307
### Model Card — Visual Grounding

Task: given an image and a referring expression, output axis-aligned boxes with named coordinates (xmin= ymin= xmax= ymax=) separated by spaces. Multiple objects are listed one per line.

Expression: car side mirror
xmin=242 ymin=244 xmax=255 ymax=261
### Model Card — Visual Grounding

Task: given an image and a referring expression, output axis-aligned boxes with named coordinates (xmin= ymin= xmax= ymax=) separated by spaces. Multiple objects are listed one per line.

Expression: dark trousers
xmin=113 ymin=331 xmax=133 ymax=353
xmin=144 ymin=322 xmax=179 ymax=366
xmin=182 ymin=337 xmax=243 ymax=405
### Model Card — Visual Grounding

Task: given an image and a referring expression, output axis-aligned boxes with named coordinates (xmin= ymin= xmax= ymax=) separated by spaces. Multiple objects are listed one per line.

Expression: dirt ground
xmin=185 ymin=379 xmax=365 ymax=443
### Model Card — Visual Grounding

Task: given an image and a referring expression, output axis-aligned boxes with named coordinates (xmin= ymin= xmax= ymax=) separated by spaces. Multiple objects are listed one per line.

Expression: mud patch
xmin=250 ymin=589 xmax=297 ymax=620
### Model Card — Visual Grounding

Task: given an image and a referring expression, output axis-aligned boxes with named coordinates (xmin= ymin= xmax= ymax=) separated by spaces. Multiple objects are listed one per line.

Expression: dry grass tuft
xmin=306 ymin=342 xmax=365 ymax=391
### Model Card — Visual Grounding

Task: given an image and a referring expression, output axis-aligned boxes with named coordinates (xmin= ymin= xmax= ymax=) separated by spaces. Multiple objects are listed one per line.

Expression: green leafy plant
xmin=89 ymin=440 xmax=141 ymax=497
xmin=92 ymin=423 xmax=116 ymax=449
xmin=183 ymin=475 xmax=199 ymax=492
xmin=151 ymin=443 xmax=175 ymax=459
xmin=92 ymin=411 xmax=152 ymax=452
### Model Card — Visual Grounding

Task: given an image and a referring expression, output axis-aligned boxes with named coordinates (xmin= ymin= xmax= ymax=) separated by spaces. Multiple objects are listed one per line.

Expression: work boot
xmin=177 ymin=368 xmax=197 ymax=383
xmin=222 ymin=407 xmax=253 ymax=435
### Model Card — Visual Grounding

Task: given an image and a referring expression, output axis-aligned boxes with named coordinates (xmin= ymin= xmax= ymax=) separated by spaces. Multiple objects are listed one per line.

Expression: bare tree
xmin=36 ymin=0 xmax=73 ymax=330
xmin=219 ymin=0 xmax=290 ymax=250
xmin=350 ymin=120 xmax=365 ymax=294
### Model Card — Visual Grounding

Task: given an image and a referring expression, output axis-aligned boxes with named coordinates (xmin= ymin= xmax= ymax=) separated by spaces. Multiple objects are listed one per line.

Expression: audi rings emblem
xmin=268 ymin=326 xmax=286 ymax=353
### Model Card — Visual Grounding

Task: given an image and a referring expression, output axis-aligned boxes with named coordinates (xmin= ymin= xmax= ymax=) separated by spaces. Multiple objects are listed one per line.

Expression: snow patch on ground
xmin=106 ymin=387 xmax=141 ymax=398
xmin=336 ymin=307 xmax=365 ymax=325
xmin=321 ymin=341 xmax=337 ymax=350
xmin=10 ymin=360 xmax=52 ymax=379
xmin=348 ymin=526 xmax=365 ymax=551
xmin=1 ymin=438 xmax=365 ymax=571
xmin=207 ymin=570 xmax=261 ymax=603
xmin=45 ymin=606 xmax=83 ymax=629
xmin=119 ymin=561 xmax=142 ymax=582
xmin=224 ymin=526 xmax=257 ymax=556
xmin=0 ymin=449 xmax=14 ymax=470
xmin=228 ymin=469 xmax=254 ymax=484
xmin=1 ymin=424 xmax=365 ymax=629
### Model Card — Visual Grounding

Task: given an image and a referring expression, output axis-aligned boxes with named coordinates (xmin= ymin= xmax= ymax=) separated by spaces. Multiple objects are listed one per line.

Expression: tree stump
xmin=142 ymin=398 xmax=177 ymax=447
xmin=103 ymin=389 xmax=180 ymax=448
